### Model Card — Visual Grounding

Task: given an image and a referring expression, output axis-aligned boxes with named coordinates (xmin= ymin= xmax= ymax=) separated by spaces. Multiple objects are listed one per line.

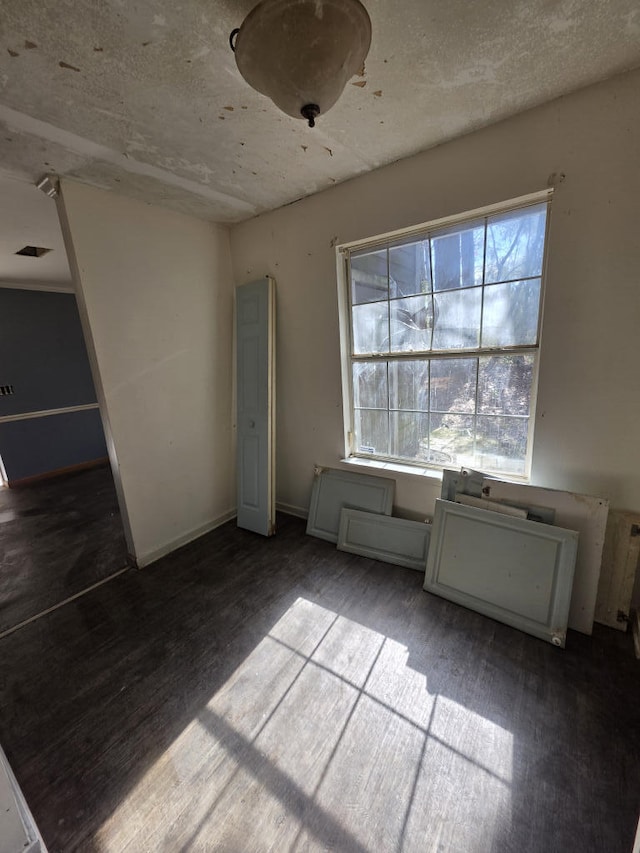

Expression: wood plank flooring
xmin=0 ymin=465 xmax=129 ymax=634
xmin=0 ymin=512 xmax=638 ymax=853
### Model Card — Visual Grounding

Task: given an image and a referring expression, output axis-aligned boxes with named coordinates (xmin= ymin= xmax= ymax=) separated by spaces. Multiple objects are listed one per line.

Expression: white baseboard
xmin=138 ymin=505 xmax=309 ymax=567
xmin=137 ymin=509 xmax=237 ymax=568
xmin=276 ymin=501 xmax=308 ymax=520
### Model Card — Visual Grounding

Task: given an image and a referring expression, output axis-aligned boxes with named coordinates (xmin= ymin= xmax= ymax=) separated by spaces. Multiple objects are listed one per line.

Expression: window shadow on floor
xmin=0 ymin=513 xmax=638 ymax=852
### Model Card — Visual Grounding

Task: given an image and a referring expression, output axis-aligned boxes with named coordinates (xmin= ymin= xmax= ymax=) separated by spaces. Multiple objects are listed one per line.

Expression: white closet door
xmin=236 ymin=277 xmax=275 ymax=536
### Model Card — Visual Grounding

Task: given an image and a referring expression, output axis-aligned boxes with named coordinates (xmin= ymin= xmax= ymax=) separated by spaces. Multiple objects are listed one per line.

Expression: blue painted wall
xmin=0 ymin=288 xmax=107 ymax=483
xmin=0 ymin=410 xmax=107 ymax=482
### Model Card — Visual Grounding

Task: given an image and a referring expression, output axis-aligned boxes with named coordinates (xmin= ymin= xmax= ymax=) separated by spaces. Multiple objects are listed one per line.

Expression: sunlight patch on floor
xmin=95 ymin=596 xmax=513 ymax=852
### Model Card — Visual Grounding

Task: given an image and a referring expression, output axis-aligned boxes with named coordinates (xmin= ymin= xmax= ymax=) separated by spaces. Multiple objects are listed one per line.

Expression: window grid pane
xmin=351 ymin=354 xmax=536 ymax=474
xmin=347 ymin=199 xmax=548 ymax=475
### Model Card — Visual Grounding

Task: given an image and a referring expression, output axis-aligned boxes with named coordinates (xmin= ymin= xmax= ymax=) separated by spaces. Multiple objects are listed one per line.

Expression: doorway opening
xmin=0 ymin=173 xmax=131 ymax=637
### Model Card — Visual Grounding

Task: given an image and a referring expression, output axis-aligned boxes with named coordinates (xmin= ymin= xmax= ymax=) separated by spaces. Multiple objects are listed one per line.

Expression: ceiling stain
xmin=352 ymin=80 xmax=367 ymax=88
xmin=0 ymin=0 xmax=638 ymax=225
xmin=59 ymin=61 xmax=81 ymax=72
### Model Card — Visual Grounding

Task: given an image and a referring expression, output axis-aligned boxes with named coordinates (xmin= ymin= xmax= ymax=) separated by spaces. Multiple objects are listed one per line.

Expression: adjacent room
xmin=1 ymin=1 xmax=639 ymax=851
xmin=0 ymin=175 xmax=129 ymax=636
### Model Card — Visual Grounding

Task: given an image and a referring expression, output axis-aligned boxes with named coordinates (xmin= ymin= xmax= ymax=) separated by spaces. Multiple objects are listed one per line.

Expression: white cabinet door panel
xmin=337 ymin=508 xmax=431 ymax=571
xmin=482 ymin=479 xmax=608 ymax=634
xmin=0 ymin=745 xmax=43 ymax=853
xmin=306 ymin=468 xmax=394 ymax=543
xmin=425 ymin=499 xmax=578 ymax=647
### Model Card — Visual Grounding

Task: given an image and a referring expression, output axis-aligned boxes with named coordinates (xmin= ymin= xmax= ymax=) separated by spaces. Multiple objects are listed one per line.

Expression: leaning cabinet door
xmin=236 ymin=278 xmax=276 ymax=536
xmin=425 ymin=499 xmax=579 ymax=647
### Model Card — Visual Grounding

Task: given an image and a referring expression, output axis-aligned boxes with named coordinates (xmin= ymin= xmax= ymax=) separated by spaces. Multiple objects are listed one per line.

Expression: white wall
xmin=229 ymin=67 xmax=640 ymax=520
xmin=58 ymin=180 xmax=235 ymax=566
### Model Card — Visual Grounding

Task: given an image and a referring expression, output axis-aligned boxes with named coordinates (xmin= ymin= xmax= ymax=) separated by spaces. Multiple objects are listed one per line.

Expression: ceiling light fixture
xmin=230 ymin=0 xmax=372 ymax=128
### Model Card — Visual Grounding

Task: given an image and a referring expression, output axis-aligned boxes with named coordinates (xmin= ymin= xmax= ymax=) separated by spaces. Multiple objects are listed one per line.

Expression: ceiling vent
xmin=15 ymin=245 xmax=51 ymax=257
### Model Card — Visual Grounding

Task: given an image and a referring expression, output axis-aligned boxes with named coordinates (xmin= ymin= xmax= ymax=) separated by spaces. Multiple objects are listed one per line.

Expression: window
xmin=338 ymin=192 xmax=551 ymax=478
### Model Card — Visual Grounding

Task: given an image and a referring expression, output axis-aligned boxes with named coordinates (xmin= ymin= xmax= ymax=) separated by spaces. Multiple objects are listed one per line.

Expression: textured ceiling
xmin=0 ymin=0 xmax=639 ymax=225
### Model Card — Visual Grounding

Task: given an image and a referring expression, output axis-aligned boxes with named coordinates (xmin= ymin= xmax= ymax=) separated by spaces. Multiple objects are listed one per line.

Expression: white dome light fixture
xmin=230 ymin=0 xmax=372 ymax=128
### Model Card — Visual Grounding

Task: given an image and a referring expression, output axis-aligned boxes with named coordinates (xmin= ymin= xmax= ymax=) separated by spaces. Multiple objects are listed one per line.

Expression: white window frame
xmin=336 ymin=189 xmax=553 ymax=479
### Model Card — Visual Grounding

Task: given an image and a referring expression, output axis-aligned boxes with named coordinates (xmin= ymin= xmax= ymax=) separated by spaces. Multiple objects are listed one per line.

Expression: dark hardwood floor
xmin=0 ymin=512 xmax=638 ymax=853
xmin=0 ymin=465 xmax=129 ymax=634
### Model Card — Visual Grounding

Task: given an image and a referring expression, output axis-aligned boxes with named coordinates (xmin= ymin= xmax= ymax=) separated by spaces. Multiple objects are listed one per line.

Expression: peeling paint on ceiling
xmin=0 ymin=0 xmax=639 ymax=224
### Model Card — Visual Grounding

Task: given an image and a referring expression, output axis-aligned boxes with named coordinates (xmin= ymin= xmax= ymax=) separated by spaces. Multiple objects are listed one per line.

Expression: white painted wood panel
xmin=0 ymin=745 xmax=44 ymax=853
xmin=482 ymin=479 xmax=608 ymax=634
xmin=306 ymin=468 xmax=394 ymax=543
xmin=337 ymin=508 xmax=431 ymax=571
xmin=424 ymin=499 xmax=578 ymax=647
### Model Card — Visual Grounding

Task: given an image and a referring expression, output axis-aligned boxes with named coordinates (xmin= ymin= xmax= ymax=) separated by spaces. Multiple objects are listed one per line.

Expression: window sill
xmin=340 ymin=457 xmax=444 ymax=483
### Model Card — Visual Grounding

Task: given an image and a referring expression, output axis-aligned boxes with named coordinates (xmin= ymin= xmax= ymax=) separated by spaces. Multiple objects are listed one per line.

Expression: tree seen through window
xmin=345 ymin=199 xmax=549 ymax=476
